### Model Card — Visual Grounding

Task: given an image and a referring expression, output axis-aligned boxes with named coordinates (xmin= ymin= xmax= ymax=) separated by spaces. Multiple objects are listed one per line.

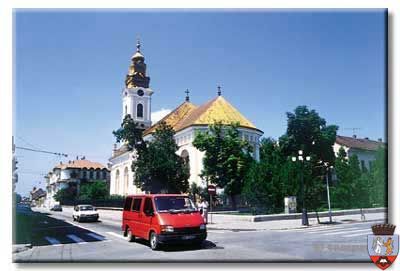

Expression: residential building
xmin=30 ymin=187 xmax=46 ymax=207
xmin=334 ymin=135 xmax=385 ymax=171
xmin=45 ymin=158 xmax=110 ymax=208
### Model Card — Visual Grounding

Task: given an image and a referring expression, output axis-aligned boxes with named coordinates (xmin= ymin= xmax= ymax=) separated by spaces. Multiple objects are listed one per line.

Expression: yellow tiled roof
xmin=175 ymin=96 xmax=257 ymax=131
xmin=144 ymin=96 xmax=260 ymax=136
xmin=143 ymin=101 xmax=197 ymax=136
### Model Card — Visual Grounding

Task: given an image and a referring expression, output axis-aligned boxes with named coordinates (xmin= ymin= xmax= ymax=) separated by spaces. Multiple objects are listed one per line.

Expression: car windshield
xmin=154 ymin=196 xmax=196 ymax=212
xmin=80 ymin=206 xmax=94 ymax=211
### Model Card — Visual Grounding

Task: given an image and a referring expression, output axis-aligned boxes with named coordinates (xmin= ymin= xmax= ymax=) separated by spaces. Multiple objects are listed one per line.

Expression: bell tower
xmin=122 ymin=39 xmax=153 ymax=130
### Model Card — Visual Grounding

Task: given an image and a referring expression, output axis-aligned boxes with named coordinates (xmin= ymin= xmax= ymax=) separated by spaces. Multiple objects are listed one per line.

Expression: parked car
xmin=122 ymin=194 xmax=207 ymax=250
xmin=50 ymin=205 xmax=63 ymax=211
xmin=72 ymin=205 xmax=99 ymax=222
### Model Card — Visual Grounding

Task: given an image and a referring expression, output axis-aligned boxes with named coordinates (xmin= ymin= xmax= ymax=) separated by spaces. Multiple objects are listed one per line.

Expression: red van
xmin=122 ymin=194 xmax=207 ymax=250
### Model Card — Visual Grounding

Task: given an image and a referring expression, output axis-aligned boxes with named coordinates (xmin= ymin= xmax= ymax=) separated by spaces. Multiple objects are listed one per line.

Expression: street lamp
xmin=324 ymin=162 xmax=334 ymax=224
xmin=292 ymin=150 xmax=311 ymax=226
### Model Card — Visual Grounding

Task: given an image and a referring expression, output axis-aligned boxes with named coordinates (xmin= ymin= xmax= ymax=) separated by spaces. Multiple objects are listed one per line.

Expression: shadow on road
xmin=131 ymin=238 xmax=223 ymax=252
xmin=14 ymin=209 xmax=107 ymax=247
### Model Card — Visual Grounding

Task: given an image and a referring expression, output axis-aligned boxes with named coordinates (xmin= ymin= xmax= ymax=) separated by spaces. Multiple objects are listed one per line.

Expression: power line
xmin=16 ymin=146 xmax=68 ymax=157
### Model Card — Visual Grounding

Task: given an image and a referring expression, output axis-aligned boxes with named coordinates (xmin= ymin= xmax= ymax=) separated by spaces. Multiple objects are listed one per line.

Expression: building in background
xmin=109 ymin=41 xmax=263 ymax=196
xmin=12 ymin=136 xmax=18 ymax=192
xmin=334 ymin=135 xmax=385 ymax=171
xmin=44 ymin=158 xmax=110 ymax=208
xmin=30 ymin=187 xmax=46 ymax=207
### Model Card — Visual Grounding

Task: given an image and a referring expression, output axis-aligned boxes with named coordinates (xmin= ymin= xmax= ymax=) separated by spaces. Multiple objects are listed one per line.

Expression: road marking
xmin=86 ymin=232 xmax=106 ymax=241
xmin=343 ymin=231 xmax=372 ymax=238
xmin=322 ymin=228 xmax=371 ymax=236
xmin=69 ymin=222 xmax=92 ymax=231
xmin=67 ymin=234 xmax=86 ymax=243
xmin=44 ymin=236 xmax=61 ymax=245
xmin=105 ymin=231 xmax=125 ymax=239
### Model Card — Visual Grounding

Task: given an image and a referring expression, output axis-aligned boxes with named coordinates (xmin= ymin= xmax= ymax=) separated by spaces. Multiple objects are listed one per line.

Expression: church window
xmin=125 ymin=105 xmax=127 ymax=116
xmin=137 ymin=103 xmax=143 ymax=118
xmin=124 ymin=167 xmax=129 ymax=195
xmin=115 ymin=170 xmax=120 ymax=194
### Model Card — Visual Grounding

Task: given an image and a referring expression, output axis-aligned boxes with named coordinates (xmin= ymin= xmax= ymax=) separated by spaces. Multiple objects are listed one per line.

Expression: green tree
xmin=369 ymin=146 xmax=387 ymax=207
xmin=279 ymin=106 xmax=338 ymax=216
xmin=243 ymin=138 xmax=286 ymax=214
xmin=53 ymin=186 xmax=77 ymax=204
xmin=193 ymin=122 xmax=253 ymax=209
xmin=79 ymin=181 xmax=108 ymax=201
xmin=113 ymin=114 xmax=143 ymax=151
xmin=132 ymin=122 xmax=190 ymax=193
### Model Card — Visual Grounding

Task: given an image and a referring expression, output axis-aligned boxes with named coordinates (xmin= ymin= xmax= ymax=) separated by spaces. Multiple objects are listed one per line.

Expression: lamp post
xmin=292 ymin=150 xmax=310 ymax=226
xmin=324 ymin=162 xmax=333 ymax=224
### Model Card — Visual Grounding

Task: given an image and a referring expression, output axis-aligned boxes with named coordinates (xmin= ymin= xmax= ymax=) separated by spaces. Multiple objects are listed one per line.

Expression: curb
xmin=12 ymin=244 xmax=32 ymax=254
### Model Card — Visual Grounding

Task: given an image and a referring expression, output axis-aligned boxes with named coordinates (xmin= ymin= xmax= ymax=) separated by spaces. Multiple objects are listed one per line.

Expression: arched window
xmin=115 ymin=170 xmax=120 ymax=195
xmin=124 ymin=105 xmax=128 ymax=116
xmin=124 ymin=167 xmax=129 ymax=195
xmin=137 ymin=103 xmax=143 ymax=118
xmin=181 ymin=150 xmax=190 ymax=170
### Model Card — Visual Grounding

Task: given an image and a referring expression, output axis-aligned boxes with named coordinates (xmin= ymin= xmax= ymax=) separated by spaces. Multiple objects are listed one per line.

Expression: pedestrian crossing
xmin=275 ymin=221 xmax=377 ymax=238
xmin=40 ymin=232 xmax=107 ymax=246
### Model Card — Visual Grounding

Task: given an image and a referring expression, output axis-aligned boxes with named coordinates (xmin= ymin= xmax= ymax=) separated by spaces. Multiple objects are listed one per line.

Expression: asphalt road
xmin=13 ymin=208 xmax=383 ymax=262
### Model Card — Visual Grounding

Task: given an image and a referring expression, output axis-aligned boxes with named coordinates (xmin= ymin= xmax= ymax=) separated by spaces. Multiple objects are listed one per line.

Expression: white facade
xmin=44 ymin=163 xmax=110 ymax=208
xmin=333 ymin=142 xmax=378 ymax=171
xmin=109 ymin=125 xmax=263 ymax=195
xmin=122 ymin=86 xmax=153 ymax=129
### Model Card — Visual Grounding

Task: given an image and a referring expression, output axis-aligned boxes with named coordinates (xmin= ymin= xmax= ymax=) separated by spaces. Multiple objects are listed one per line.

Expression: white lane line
xmin=343 ymin=231 xmax=372 ymax=238
xmin=86 ymin=232 xmax=106 ymax=241
xmin=105 ymin=231 xmax=125 ymax=239
xmin=307 ymin=226 xmax=371 ymax=234
xmin=322 ymin=228 xmax=371 ymax=236
xmin=66 ymin=234 xmax=86 ymax=243
xmin=69 ymin=222 xmax=92 ymax=231
xmin=44 ymin=236 xmax=61 ymax=245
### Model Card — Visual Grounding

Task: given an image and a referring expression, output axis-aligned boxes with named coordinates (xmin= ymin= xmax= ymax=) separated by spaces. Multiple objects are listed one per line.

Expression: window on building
xmin=89 ymin=170 xmax=93 ymax=179
xmin=124 ymin=105 xmax=127 ymax=116
xmin=115 ymin=170 xmax=120 ymax=194
xmin=103 ymin=171 xmax=107 ymax=179
xmin=132 ymin=198 xmax=142 ymax=212
xmin=137 ymin=103 xmax=143 ymax=118
xmin=83 ymin=170 xmax=87 ymax=179
xmin=361 ymin=160 xmax=366 ymax=171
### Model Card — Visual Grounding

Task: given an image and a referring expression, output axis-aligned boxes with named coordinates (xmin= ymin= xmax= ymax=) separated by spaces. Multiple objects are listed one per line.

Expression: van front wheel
xmin=149 ymin=232 xmax=159 ymax=250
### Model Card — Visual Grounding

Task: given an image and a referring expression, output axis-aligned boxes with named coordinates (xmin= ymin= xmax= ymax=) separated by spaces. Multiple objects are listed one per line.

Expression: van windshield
xmin=154 ymin=196 xmax=196 ymax=213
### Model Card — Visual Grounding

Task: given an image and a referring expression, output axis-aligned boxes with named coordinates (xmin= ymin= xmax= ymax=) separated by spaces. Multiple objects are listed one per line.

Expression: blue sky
xmin=14 ymin=10 xmax=386 ymax=196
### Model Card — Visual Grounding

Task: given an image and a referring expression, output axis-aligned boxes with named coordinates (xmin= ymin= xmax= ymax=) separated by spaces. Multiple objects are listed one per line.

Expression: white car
xmin=72 ymin=205 xmax=99 ymax=222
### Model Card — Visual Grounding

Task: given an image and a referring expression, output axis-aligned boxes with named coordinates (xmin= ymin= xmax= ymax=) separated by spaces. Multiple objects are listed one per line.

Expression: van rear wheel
xmin=149 ymin=232 xmax=159 ymax=250
xmin=126 ymin=228 xmax=135 ymax=242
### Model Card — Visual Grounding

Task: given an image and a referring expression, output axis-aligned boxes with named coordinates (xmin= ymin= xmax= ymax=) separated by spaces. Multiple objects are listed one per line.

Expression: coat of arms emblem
xmin=368 ymin=224 xmax=398 ymax=270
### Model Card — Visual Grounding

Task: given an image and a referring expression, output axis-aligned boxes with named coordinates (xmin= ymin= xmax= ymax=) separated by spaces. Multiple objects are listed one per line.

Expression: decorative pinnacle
xmin=136 ymin=38 xmax=141 ymax=52
xmin=217 ymin=85 xmax=222 ymax=96
xmin=185 ymin=89 xmax=190 ymax=102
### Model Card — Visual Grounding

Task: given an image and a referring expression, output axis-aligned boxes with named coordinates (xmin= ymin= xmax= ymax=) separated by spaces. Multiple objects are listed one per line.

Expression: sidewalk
xmin=56 ymin=206 xmax=386 ymax=231
xmin=207 ymin=212 xmax=385 ymax=231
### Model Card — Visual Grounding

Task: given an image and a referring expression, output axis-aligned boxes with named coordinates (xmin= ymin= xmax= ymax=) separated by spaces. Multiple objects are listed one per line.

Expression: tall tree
xmin=243 ymin=138 xmax=286 ymax=214
xmin=113 ymin=114 xmax=143 ymax=151
xmin=369 ymin=146 xmax=387 ymax=207
xmin=193 ymin=122 xmax=253 ymax=209
xmin=279 ymin=106 xmax=338 ymax=215
xmin=132 ymin=122 xmax=190 ymax=193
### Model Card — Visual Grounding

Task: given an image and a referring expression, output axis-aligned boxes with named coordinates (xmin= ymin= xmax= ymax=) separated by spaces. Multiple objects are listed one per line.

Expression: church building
xmin=109 ymin=41 xmax=263 ymax=196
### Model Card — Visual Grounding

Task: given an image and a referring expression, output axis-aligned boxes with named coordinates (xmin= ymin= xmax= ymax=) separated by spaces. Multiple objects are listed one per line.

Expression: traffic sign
xmin=207 ymin=185 xmax=216 ymax=195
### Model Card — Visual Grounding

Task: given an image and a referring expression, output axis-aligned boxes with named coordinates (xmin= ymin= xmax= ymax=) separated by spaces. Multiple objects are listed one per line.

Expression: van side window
xmin=124 ymin=197 xmax=133 ymax=211
xmin=132 ymin=198 xmax=142 ymax=212
xmin=144 ymin=198 xmax=154 ymax=214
